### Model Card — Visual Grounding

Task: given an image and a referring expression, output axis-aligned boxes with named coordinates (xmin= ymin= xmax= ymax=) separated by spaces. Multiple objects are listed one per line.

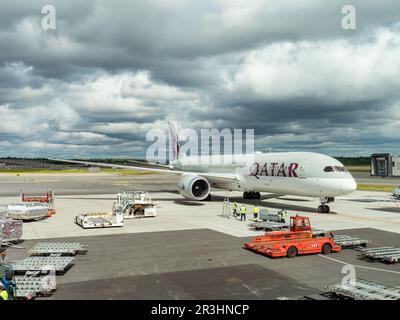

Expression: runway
xmin=0 ymin=173 xmax=179 ymax=196
xmin=0 ymin=171 xmax=398 ymax=198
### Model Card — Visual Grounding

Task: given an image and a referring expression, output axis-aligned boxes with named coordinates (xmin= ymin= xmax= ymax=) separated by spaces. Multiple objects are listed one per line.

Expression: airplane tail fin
xmin=168 ymin=121 xmax=185 ymax=161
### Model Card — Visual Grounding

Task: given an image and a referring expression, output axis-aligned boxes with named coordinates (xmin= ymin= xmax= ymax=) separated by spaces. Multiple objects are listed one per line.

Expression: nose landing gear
xmin=318 ymin=197 xmax=334 ymax=213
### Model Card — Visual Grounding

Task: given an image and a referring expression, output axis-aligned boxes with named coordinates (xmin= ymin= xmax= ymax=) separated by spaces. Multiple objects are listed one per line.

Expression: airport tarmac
xmin=1 ymin=189 xmax=399 ymax=239
xmin=1 ymin=172 xmax=400 ymax=299
xmin=5 ymin=228 xmax=400 ymax=300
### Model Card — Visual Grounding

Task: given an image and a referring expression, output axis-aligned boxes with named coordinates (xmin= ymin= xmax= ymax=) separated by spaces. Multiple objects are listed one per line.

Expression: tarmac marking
xmin=318 ymin=254 xmax=400 ymax=275
xmin=114 ymin=181 xmax=130 ymax=186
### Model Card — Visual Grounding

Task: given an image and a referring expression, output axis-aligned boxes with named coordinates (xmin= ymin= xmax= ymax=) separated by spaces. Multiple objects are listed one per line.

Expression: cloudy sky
xmin=0 ymin=0 xmax=400 ymax=158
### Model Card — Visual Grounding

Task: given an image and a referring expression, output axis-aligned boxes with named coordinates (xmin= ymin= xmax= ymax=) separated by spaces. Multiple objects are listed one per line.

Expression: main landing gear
xmin=318 ymin=197 xmax=334 ymax=213
xmin=243 ymin=191 xmax=261 ymax=200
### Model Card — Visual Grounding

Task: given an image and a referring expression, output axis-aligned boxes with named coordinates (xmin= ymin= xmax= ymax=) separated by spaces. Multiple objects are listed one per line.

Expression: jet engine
xmin=177 ymin=175 xmax=210 ymax=200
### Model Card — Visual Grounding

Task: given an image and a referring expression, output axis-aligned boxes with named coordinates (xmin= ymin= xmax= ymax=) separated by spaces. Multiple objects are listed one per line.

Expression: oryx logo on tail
xmin=168 ymin=121 xmax=183 ymax=161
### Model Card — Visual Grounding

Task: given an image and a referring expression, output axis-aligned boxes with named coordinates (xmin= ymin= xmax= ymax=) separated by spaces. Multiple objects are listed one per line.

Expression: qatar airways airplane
xmin=52 ymin=124 xmax=357 ymax=213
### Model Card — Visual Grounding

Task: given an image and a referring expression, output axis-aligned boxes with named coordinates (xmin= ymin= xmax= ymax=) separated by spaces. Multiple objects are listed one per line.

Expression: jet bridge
xmin=371 ymin=153 xmax=400 ymax=177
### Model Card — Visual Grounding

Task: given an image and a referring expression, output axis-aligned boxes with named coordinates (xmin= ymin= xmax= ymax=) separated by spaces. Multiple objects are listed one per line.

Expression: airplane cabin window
xmin=324 ymin=166 xmax=334 ymax=172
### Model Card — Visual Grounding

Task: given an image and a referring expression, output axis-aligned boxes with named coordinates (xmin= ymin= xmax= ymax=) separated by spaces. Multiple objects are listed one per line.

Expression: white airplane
xmin=52 ymin=123 xmax=357 ymax=213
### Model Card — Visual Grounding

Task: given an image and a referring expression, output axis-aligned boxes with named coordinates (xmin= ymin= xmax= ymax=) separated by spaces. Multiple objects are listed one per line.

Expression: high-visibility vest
xmin=240 ymin=206 xmax=247 ymax=214
xmin=278 ymin=211 xmax=287 ymax=221
xmin=232 ymin=203 xmax=238 ymax=209
xmin=0 ymin=290 xmax=9 ymax=300
xmin=253 ymin=207 xmax=260 ymax=214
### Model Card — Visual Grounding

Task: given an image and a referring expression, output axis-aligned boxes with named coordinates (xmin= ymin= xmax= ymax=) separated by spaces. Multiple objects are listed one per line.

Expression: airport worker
xmin=253 ymin=205 xmax=260 ymax=220
xmin=278 ymin=209 xmax=288 ymax=223
xmin=232 ymin=201 xmax=238 ymax=217
xmin=1 ymin=269 xmax=15 ymax=300
xmin=0 ymin=282 xmax=9 ymax=301
xmin=239 ymin=204 xmax=247 ymax=221
xmin=282 ymin=210 xmax=288 ymax=223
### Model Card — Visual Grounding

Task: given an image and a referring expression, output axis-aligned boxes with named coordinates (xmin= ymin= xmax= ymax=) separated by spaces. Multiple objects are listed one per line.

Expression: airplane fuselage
xmin=170 ymin=151 xmax=357 ymax=198
xmin=51 ymin=150 xmax=357 ymax=213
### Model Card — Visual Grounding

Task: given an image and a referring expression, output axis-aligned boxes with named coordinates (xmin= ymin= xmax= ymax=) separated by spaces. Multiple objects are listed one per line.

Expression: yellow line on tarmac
xmin=114 ymin=181 xmax=130 ymax=186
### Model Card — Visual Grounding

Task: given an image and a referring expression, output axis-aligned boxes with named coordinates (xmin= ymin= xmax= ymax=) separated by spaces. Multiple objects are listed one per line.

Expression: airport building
xmin=370 ymin=153 xmax=400 ymax=177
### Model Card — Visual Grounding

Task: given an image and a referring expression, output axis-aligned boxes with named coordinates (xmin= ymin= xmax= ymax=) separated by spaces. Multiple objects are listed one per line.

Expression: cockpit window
xmin=324 ymin=166 xmax=347 ymax=173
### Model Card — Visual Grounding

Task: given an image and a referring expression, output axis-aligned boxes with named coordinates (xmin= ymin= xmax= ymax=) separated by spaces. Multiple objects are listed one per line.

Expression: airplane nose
xmin=341 ymin=179 xmax=357 ymax=194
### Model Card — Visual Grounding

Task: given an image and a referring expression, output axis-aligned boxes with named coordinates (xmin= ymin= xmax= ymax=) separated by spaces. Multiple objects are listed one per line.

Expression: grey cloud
xmin=1 ymin=1 xmax=399 ymax=77
xmin=0 ymin=1 xmax=399 ymax=157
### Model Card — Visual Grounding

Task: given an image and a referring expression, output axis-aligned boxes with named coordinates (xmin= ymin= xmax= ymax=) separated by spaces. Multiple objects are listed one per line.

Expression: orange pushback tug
xmin=244 ymin=215 xmax=341 ymax=258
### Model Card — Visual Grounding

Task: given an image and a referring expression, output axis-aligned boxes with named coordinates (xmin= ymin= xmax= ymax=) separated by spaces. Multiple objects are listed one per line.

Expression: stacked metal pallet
xmin=333 ymin=235 xmax=369 ymax=248
xmin=248 ymin=209 xmax=289 ymax=231
xmin=358 ymin=246 xmax=400 ymax=264
xmin=0 ymin=218 xmax=23 ymax=243
xmin=325 ymin=279 xmax=400 ymax=300
xmin=5 ymin=203 xmax=50 ymax=221
xmin=248 ymin=220 xmax=289 ymax=231
xmin=14 ymin=275 xmax=55 ymax=299
xmin=11 ymin=256 xmax=75 ymax=274
xmin=11 ymin=242 xmax=87 ymax=299
xmin=249 ymin=220 xmax=327 ymax=236
xmin=276 ymin=294 xmax=331 ymax=300
xmin=29 ymin=242 xmax=88 ymax=256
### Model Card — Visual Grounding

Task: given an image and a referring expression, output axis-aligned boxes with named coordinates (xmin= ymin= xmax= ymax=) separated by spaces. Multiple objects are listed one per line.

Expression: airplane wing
xmin=49 ymin=159 xmax=239 ymax=183
xmin=123 ymin=159 xmax=171 ymax=169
